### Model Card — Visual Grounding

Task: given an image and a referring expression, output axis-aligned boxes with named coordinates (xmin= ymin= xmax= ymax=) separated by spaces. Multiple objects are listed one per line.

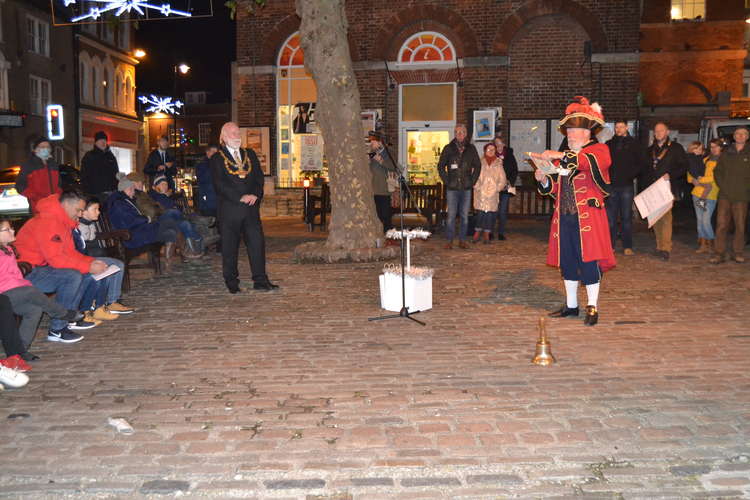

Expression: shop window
xmin=276 ymin=32 xmax=322 ymax=187
xmin=398 ymin=32 xmax=455 ymax=65
xmin=670 ymin=0 xmax=705 ymax=21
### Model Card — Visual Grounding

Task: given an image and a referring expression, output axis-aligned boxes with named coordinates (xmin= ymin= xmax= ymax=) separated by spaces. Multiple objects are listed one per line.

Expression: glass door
xmin=401 ymin=128 xmax=451 ymax=185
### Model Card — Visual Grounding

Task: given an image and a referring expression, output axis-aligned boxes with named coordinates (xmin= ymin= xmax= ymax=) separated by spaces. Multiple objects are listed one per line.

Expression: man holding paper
xmin=532 ymin=96 xmax=615 ymax=326
xmin=642 ymin=123 xmax=688 ymax=260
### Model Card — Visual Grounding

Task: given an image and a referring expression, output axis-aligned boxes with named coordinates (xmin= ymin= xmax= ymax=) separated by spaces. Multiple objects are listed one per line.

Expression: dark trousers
xmin=496 ymin=191 xmax=511 ymax=236
xmin=374 ymin=195 xmax=393 ymax=232
xmin=605 ymin=184 xmax=635 ymax=250
xmin=0 ymin=295 xmax=25 ymax=357
xmin=560 ymin=214 xmax=601 ymax=285
xmin=219 ymin=201 xmax=267 ymax=289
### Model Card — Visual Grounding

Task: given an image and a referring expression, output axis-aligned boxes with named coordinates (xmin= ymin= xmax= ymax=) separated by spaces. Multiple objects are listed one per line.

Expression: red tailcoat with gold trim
xmin=539 ymin=142 xmax=616 ymax=272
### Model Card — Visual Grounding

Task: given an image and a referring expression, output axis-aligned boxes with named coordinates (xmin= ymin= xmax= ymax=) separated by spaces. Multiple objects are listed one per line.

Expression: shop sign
xmin=0 ymin=113 xmax=24 ymax=128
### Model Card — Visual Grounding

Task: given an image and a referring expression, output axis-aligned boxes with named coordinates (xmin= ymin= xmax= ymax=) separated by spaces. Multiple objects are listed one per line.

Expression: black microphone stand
xmin=369 ymin=142 xmax=426 ymax=326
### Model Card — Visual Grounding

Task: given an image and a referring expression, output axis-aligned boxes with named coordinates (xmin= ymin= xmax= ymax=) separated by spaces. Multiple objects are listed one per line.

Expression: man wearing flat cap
xmin=368 ymin=130 xmax=397 ymax=232
xmin=532 ymin=96 xmax=615 ymax=326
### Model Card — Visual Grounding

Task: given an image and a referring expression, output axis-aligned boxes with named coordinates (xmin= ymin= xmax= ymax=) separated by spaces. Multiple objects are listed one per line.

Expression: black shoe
xmin=584 ymin=305 xmax=599 ymax=326
xmin=548 ymin=306 xmax=579 ymax=318
xmin=227 ymin=285 xmax=242 ymax=294
xmin=660 ymin=251 xmax=670 ymax=261
xmin=497 ymin=234 xmax=506 ymax=241
xmin=253 ymin=281 xmax=279 ymax=291
xmin=20 ymin=352 xmax=40 ymax=362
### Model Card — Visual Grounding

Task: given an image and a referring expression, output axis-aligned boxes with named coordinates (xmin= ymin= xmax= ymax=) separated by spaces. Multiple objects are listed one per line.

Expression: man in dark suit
xmin=143 ymin=135 xmax=177 ymax=191
xmin=210 ymin=122 xmax=277 ymax=294
xmin=493 ymin=132 xmax=518 ymax=240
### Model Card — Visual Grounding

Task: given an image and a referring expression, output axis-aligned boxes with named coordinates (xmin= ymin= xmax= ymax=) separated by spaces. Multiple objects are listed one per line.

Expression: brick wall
xmin=235 ymin=0 xmax=641 ymax=176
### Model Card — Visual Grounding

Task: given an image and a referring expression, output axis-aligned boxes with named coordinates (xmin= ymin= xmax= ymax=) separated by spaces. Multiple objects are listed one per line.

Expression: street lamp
xmin=173 ymin=63 xmax=190 ymax=148
xmin=133 ymin=48 xmax=147 ymax=59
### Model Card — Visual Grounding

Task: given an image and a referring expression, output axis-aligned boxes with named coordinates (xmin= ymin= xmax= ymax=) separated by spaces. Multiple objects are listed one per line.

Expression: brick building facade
xmin=639 ymin=0 xmax=749 ymax=137
xmin=0 ymin=0 xmax=76 ymax=167
xmin=234 ymin=0 xmax=641 ymax=186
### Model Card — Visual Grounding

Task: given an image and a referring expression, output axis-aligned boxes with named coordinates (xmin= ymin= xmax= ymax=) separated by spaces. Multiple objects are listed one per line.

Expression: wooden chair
xmin=305 ymin=183 xmax=331 ymax=231
xmin=95 ymin=212 xmax=162 ymax=293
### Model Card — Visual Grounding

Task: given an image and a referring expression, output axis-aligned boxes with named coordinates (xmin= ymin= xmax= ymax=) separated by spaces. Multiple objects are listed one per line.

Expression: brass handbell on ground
xmin=531 ymin=317 xmax=556 ymax=366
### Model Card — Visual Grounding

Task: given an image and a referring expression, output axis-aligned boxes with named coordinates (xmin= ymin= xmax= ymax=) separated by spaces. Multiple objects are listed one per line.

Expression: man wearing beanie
xmin=532 ymin=96 xmax=615 ymax=327
xmin=80 ymin=131 xmax=120 ymax=203
xmin=17 ymin=137 xmax=62 ymax=213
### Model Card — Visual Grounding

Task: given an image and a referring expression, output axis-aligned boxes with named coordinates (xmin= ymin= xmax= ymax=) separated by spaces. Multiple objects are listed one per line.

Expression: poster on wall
xmin=361 ymin=109 xmax=383 ymax=138
xmin=240 ymin=127 xmax=271 ymax=175
xmin=293 ymin=102 xmax=316 ymax=134
xmin=509 ymin=119 xmax=547 ymax=172
xmin=299 ymin=134 xmax=324 ymax=171
xmin=473 ymin=109 xmax=495 ymax=141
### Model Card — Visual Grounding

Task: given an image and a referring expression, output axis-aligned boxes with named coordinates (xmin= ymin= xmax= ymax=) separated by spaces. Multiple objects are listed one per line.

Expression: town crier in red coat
xmin=531 ymin=96 xmax=615 ymax=326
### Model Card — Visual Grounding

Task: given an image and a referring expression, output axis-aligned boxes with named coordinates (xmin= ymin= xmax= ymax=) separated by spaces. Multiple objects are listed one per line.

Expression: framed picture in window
xmin=473 ymin=109 xmax=495 ymax=141
xmin=240 ymin=126 xmax=271 ymax=175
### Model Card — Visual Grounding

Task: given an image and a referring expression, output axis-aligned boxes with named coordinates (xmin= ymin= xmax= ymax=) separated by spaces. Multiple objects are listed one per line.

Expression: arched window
xmin=90 ymin=57 xmax=101 ymax=106
xmin=115 ymin=70 xmax=124 ymax=111
xmin=79 ymin=51 xmax=92 ymax=103
xmin=398 ymin=32 xmax=455 ymax=65
xmin=278 ymin=33 xmax=304 ymax=67
xmin=103 ymin=58 xmax=115 ymax=109
xmin=275 ymin=32 xmax=319 ymax=187
xmin=125 ymin=75 xmax=133 ymax=114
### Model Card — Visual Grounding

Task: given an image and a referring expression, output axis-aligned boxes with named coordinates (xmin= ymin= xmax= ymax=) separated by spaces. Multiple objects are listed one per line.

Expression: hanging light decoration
xmin=62 ymin=1 xmax=192 ymax=23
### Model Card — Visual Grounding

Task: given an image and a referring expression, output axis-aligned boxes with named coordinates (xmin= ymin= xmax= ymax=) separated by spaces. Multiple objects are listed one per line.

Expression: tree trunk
xmin=295 ymin=0 xmax=381 ymax=253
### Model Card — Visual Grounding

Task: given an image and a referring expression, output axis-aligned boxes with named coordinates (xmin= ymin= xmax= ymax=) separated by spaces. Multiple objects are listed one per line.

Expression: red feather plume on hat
xmin=559 ymin=95 xmax=604 ymax=132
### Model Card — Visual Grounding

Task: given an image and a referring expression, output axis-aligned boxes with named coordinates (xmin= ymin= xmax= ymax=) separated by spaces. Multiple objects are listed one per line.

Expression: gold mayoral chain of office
xmin=219 ymin=149 xmax=251 ymax=178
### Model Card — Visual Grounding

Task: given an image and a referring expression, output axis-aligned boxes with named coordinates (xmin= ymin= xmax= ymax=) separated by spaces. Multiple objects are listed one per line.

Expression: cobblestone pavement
xmin=1 ymin=215 xmax=749 ymax=499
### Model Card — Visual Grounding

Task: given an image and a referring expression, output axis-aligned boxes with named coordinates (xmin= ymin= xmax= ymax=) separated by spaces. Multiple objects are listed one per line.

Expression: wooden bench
xmin=95 ymin=211 xmax=162 ymax=293
xmin=510 ymin=186 xmax=555 ymax=217
xmin=396 ymin=183 xmax=443 ymax=230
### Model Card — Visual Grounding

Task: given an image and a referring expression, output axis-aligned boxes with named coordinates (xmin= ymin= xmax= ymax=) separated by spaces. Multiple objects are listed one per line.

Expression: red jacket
xmin=539 ymin=142 xmax=616 ymax=272
xmin=14 ymin=194 xmax=93 ymax=274
xmin=16 ymin=155 xmax=62 ymax=212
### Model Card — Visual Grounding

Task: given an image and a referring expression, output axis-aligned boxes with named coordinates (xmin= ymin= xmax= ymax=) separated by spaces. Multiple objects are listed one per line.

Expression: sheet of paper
xmin=93 ymin=264 xmax=121 ymax=282
xmin=525 ymin=153 xmax=557 ymax=175
xmin=634 ymin=177 xmax=674 ymax=225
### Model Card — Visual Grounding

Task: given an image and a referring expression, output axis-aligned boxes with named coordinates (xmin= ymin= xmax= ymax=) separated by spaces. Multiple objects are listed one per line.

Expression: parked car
xmin=0 ymin=166 xmax=30 ymax=216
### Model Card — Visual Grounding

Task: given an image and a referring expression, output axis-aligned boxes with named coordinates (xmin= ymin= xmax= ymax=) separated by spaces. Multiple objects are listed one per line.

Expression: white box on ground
xmin=379 ymin=273 xmax=432 ymax=312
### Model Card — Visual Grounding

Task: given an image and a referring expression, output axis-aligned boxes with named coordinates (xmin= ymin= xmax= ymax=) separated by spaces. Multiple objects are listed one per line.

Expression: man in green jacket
xmin=711 ymin=127 xmax=750 ymax=264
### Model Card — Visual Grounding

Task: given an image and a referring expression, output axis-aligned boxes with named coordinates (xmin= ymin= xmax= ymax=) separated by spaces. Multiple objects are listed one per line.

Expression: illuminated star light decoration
xmin=63 ymin=1 xmax=191 ymax=23
xmin=139 ymin=94 xmax=184 ymax=115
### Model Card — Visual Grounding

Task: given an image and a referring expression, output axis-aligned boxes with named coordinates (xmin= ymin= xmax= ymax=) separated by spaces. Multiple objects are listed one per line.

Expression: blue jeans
xmin=79 ymin=257 xmax=125 ymax=310
xmin=445 ymin=189 xmax=472 ymax=241
xmin=605 ymin=184 xmax=635 ymax=250
xmin=25 ymin=266 xmax=86 ymax=331
xmin=160 ymin=210 xmax=202 ymax=241
xmin=475 ymin=211 xmax=497 ymax=232
xmin=692 ymin=195 xmax=716 ymax=240
xmin=496 ymin=191 xmax=511 ymax=236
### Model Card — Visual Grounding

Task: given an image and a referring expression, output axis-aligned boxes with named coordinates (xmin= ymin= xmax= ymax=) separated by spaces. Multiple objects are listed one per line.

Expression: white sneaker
xmin=0 ymin=365 xmax=29 ymax=388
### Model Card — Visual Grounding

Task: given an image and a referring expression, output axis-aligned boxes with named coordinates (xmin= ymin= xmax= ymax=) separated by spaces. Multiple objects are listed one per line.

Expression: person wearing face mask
xmin=210 ymin=122 xmax=278 ymax=294
xmin=17 ymin=137 xmax=62 ymax=214
xmin=532 ymin=96 xmax=615 ymax=327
